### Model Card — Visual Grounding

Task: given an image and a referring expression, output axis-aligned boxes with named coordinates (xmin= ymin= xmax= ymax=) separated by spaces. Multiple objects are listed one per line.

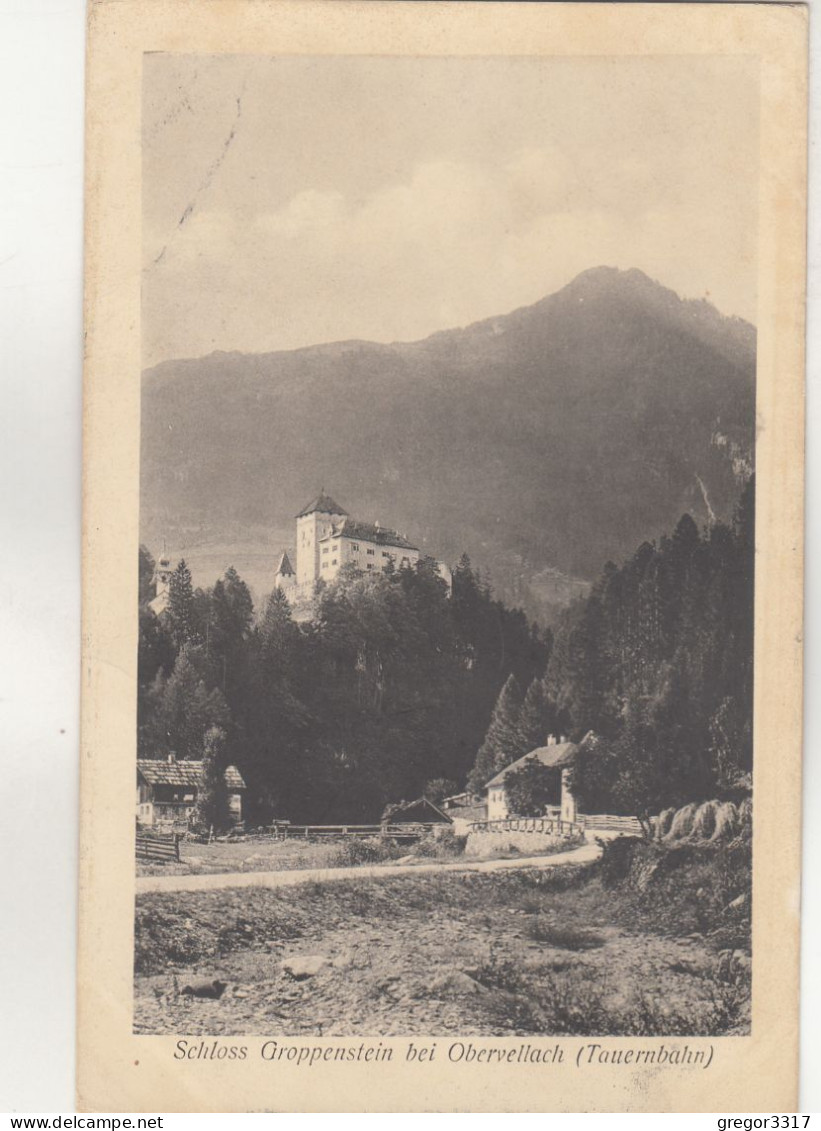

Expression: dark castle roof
xmin=321 ymin=517 xmax=419 ymax=551
xmin=295 ymin=491 xmax=348 ymax=519
xmin=275 ymin=550 xmax=295 ymax=576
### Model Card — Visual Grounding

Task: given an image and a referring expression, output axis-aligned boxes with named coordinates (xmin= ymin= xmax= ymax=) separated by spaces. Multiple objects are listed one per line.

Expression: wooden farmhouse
xmin=485 ymin=735 xmax=580 ymax=822
xmin=136 ymin=756 xmax=246 ymax=829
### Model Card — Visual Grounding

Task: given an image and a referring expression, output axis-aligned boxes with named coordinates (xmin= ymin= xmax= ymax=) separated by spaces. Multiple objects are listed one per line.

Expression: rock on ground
xmin=282 ymin=955 xmax=327 ymax=980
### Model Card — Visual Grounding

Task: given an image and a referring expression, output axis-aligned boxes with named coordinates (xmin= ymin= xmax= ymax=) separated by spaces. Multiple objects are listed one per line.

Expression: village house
xmin=275 ymin=490 xmax=452 ymax=619
xmin=381 ymin=797 xmax=453 ymax=828
xmin=136 ymin=755 xmax=246 ymax=828
xmin=484 ymin=735 xmax=580 ymax=822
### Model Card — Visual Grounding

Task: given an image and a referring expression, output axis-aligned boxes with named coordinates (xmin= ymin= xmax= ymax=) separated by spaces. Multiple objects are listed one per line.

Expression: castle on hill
xmin=275 ymin=491 xmax=451 ymax=617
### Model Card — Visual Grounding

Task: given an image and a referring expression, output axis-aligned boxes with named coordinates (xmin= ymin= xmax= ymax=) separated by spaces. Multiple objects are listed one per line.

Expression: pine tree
xmin=468 ymin=673 xmax=526 ymax=792
xmin=517 ymin=676 xmax=557 ymax=752
xmin=193 ymin=726 xmax=231 ymax=833
xmin=166 ymin=559 xmax=197 ymax=649
xmin=141 ymin=647 xmax=229 ymax=761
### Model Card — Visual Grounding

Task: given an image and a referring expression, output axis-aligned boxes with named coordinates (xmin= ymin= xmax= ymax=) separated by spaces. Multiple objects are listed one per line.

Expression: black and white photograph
xmin=132 ymin=50 xmax=759 ymax=1042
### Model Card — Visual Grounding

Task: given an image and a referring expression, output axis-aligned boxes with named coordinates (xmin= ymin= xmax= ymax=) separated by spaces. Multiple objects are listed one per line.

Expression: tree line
xmin=137 ymin=552 xmax=551 ymax=825
xmin=138 ymin=476 xmax=753 ymax=828
xmin=467 ymin=477 xmax=754 ymax=823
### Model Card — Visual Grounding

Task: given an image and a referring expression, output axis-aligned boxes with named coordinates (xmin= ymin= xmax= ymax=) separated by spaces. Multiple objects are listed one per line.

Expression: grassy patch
xmin=525 ymin=917 xmax=605 ymax=950
xmin=134 ymin=839 xmax=751 ymax=1037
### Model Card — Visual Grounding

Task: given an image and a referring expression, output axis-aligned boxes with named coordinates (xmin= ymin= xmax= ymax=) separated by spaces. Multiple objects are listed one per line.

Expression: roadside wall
xmin=465 ymin=828 xmax=581 ymax=857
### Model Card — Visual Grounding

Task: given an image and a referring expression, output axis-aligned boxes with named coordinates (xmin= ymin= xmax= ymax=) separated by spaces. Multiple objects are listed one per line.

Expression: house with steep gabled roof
xmin=485 ymin=734 xmax=581 ymax=822
xmin=136 ymin=756 xmax=246 ymax=828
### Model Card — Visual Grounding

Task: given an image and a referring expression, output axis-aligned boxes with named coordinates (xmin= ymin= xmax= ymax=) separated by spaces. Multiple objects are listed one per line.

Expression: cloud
xmin=257 ymin=189 xmax=347 ymax=240
xmin=143 ymin=145 xmax=755 ymax=363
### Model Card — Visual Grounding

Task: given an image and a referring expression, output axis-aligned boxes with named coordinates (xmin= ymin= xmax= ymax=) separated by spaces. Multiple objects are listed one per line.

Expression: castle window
xmin=332 ymin=559 xmax=337 ymax=566
xmin=322 ymin=546 xmax=328 ymax=554
xmin=351 ymin=543 xmax=359 ymax=552
xmin=382 ymin=551 xmax=392 ymax=559
xmin=366 ymin=564 xmax=374 ymax=570
xmin=366 ymin=548 xmax=375 ymax=556
xmin=322 ymin=561 xmax=328 ymax=570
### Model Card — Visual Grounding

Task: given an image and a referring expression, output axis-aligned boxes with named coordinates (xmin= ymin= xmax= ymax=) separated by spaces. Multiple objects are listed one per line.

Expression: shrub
xmin=526 ymin=918 xmax=605 ymax=950
xmin=330 ymin=837 xmax=400 ymax=867
xmin=412 ymin=828 xmax=468 ymax=859
xmin=597 ymin=836 xmax=646 ymax=887
xmin=435 ymin=827 xmax=468 ymax=857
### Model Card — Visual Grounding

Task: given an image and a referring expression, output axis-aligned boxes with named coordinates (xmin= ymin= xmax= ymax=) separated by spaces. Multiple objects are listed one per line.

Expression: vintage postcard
xmin=80 ymin=0 xmax=807 ymax=1112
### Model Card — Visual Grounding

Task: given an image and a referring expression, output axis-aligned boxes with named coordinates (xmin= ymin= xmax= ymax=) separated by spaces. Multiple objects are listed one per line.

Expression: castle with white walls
xmin=275 ymin=491 xmax=451 ymax=618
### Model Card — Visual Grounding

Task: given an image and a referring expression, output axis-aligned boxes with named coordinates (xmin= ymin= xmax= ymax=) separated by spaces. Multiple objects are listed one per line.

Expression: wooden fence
xmin=467 ymin=816 xmax=582 ymax=837
xmin=581 ymin=814 xmax=644 ymax=835
xmin=136 ymin=831 xmax=180 ymax=863
xmin=266 ymin=822 xmax=439 ymax=842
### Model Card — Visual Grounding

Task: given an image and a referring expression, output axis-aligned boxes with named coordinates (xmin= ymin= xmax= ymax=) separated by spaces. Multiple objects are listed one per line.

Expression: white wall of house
xmin=320 ymin=533 xmax=419 ymax=583
xmin=487 ymin=785 xmax=509 ymax=821
xmin=561 ymin=768 xmax=578 ymax=823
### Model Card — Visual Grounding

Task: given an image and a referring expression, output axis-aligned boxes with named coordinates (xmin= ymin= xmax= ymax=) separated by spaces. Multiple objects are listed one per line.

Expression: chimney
xmin=560 ymin=735 xmax=568 ymax=744
xmin=546 ymin=734 xmax=556 ymax=746
xmin=167 ymin=752 xmax=175 ymax=764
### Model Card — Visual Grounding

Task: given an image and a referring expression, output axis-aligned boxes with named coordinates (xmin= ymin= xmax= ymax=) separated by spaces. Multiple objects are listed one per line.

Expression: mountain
xmin=141 ymin=267 xmax=755 ymax=620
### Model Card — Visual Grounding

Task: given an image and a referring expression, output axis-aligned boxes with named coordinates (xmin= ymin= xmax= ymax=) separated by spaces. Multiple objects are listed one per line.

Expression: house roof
xmin=275 ymin=550 xmax=295 ymax=576
xmin=446 ymin=802 xmax=487 ymax=823
xmin=485 ymin=741 xmax=579 ymax=789
xmin=322 ymin=518 xmax=419 ymax=552
xmin=137 ymin=760 xmax=246 ymax=790
xmin=296 ymin=491 xmax=348 ymax=519
xmin=381 ymin=797 xmax=453 ymax=823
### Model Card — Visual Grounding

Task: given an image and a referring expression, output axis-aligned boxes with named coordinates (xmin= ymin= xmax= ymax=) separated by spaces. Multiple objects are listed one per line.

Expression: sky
xmin=142 ymin=53 xmax=759 ymax=367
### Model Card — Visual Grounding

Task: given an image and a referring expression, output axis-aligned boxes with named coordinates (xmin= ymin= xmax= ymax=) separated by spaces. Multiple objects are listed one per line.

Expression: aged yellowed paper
xmin=80 ymin=0 xmax=807 ymax=1112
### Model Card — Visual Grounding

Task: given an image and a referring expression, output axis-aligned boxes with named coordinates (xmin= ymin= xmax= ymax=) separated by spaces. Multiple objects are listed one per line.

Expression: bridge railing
xmin=467 ymin=816 xmax=583 ymax=837
xmin=467 ymin=813 xmax=644 ymax=837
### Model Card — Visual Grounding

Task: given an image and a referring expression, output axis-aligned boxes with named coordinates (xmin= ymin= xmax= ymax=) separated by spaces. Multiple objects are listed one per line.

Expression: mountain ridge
xmin=141 ymin=267 xmax=755 ymax=621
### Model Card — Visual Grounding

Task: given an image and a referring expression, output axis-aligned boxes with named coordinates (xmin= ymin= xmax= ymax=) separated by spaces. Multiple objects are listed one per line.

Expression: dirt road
xmin=136 ymin=839 xmax=603 ymax=894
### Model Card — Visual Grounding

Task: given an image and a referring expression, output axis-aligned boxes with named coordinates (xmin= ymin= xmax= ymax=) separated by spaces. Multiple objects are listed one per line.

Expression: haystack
xmin=711 ymin=801 xmax=739 ymax=841
xmin=691 ymin=800 xmax=719 ymax=840
xmin=664 ymin=802 xmax=697 ymax=841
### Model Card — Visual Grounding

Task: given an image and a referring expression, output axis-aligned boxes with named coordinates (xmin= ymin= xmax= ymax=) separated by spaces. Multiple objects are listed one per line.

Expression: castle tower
xmin=274 ymin=550 xmax=295 ymax=591
xmin=294 ymin=490 xmax=348 ymax=588
xmin=149 ymin=554 xmax=175 ymax=615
